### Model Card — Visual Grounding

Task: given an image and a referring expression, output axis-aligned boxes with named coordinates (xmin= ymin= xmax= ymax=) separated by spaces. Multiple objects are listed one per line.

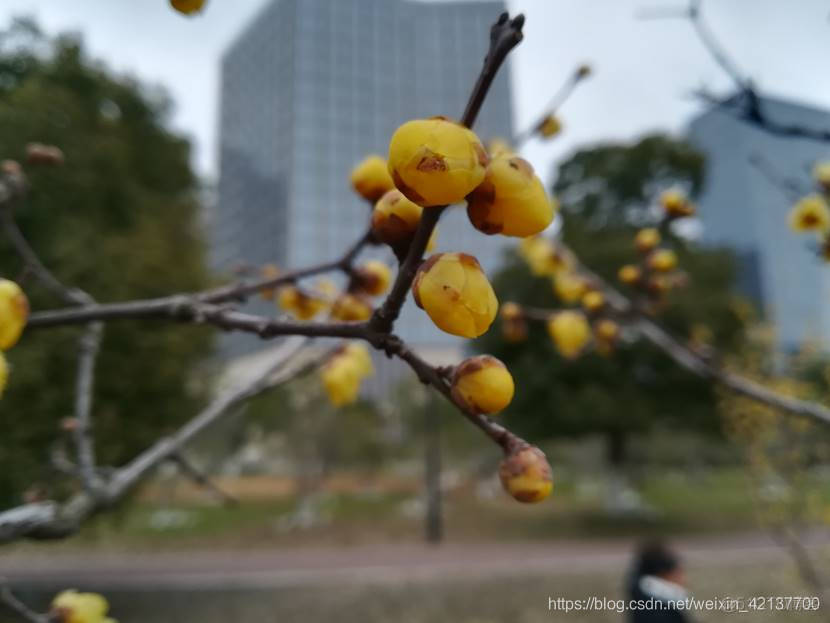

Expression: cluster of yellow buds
xmin=0 ymin=278 xmax=28 ymax=398
xmin=787 ymin=163 xmax=830 ymax=260
xmin=170 ymin=0 xmax=206 ymax=15
xmin=277 ymin=283 xmax=330 ymax=320
xmin=320 ymin=342 xmax=374 ymax=407
xmin=50 ymin=589 xmax=116 ymax=623
xmin=616 ymin=221 xmax=686 ymax=304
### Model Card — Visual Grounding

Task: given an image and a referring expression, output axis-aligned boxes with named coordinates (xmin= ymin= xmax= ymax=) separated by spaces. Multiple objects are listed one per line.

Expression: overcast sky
xmin=2 ymin=0 xmax=828 ymax=186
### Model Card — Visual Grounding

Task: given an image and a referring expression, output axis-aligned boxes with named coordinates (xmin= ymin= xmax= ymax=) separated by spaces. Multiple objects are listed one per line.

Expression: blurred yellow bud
xmin=789 ymin=194 xmax=830 ymax=233
xmin=354 ymin=260 xmax=392 ymax=297
xmin=350 ymin=155 xmax=395 ymax=202
xmin=499 ymin=445 xmax=553 ymax=503
xmin=659 ymin=188 xmax=695 ymax=218
xmin=170 ymin=0 xmax=206 ymax=15
xmin=547 ymin=310 xmax=591 ymax=359
xmin=487 ymin=137 xmax=514 ymax=158
xmin=371 ymin=189 xmax=423 ymax=246
xmin=594 ymin=318 xmax=620 ymax=355
xmin=617 ymin=264 xmax=641 ymax=286
xmin=518 ymin=236 xmax=568 ymax=276
xmin=330 ymin=293 xmax=372 ymax=322
xmin=259 ymin=264 xmax=281 ymax=301
xmin=314 ymin=278 xmax=337 ymax=299
xmin=0 ymin=279 xmax=28 ymax=350
xmin=277 ymin=286 xmax=327 ymax=320
xmin=552 ymin=271 xmax=586 ymax=303
xmin=51 ymin=589 xmax=115 ymax=623
xmin=634 ymin=227 xmax=661 ymax=253
xmin=537 ymin=115 xmax=562 ymax=138
xmin=813 ymin=162 xmax=830 ymax=191
xmin=388 ymin=117 xmax=487 ymax=207
xmin=500 ymin=301 xmax=527 ymax=343
xmin=451 ymin=355 xmax=515 ymax=415
xmin=576 ymin=63 xmax=592 ymax=79
xmin=320 ymin=342 xmax=373 ymax=407
xmin=412 ymin=253 xmax=498 ymax=338
xmin=0 ymin=351 xmax=7 ymax=397
xmin=647 ymin=249 xmax=678 ymax=273
xmin=581 ymin=290 xmax=605 ymax=313
xmin=466 ymin=155 xmax=555 ymax=237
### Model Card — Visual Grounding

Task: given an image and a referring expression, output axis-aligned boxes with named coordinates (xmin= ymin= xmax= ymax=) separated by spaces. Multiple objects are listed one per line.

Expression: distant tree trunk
xmin=424 ymin=393 xmax=443 ymax=544
xmin=605 ymin=429 xmax=627 ymax=467
xmin=604 ymin=429 xmax=643 ymax=514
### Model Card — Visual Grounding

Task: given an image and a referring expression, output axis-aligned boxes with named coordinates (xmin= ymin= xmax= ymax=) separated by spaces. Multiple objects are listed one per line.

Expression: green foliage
xmin=0 ymin=20 xmax=212 ymax=504
xmin=476 ymin=134 xmax=746 ymax=462
xmin=553 ymin=134 xmax=705 ymax=225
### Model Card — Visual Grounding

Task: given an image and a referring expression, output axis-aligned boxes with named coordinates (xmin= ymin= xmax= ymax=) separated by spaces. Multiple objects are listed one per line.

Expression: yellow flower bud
xmin=51 ymin=589 xmax=115 ymax=623
xmin=259 ymin=264 xmax=281 ymax=301
xmin=576 ymin=63 xmax=592 ymax=79
xmin=547 ymin=310 xmax=591 ymax=359
xmin=0 ymin=351 xmax=7 ymax=397
xmin=518 ymin=236 xmax=568 ymax=276
xmin=350 ymin=155 xmax=395 ymax=202
xmin=659 ymin=188 xmax=695 ymax=217
xmin=634 ymin=227 xmax=661 ymax=253
xmin=371 ymin=189 xmax=423 ymax=246
xmin=320 ymin=342 xmax=373 ymax=407
xmin=594 ymin=318 xmax=621 ymax=355
xmin=499 ymin=445 xmax=553 ymax=503
xmin=466 ymin=156 xmax=555 ymax=237
xmin=170 ymin=0 xmax=206 ymax=15
xmin=537 ymin=115 xmax=562 ymax=138
xmin=500 ymin=302 xmax=527 ymax=343
xmin=647 ymin=249 xmax=678 ymax=273
xmin=314 ymin=278 xmax=337 ymax=299
xmin=330 ymin=293 xmax=372 ymax=322
xmin=789 ymin=194 xmax=830 ymax=233
xmin=354 ymin=260 xmax=392 ymax=297
xmin=412 ymin=253 xmax=498 ymax=338
xmin=618 ymin=264 xmax=641 ymax=286
xmin=581 ymin=290 xmax=605 ymax=313
xmin=0 ymin=279 xmax=28 ymax=351
xmin=813 ymin=162 xmax=830 ymax=191
xmin=451 ymin=355 xmax=515 ymax=414
xmin=388 ymin=117 xmax=487 ymax=207
xmin=552 ymin=271 xmax=586 ymax=303
xmin=277 ymin=286 xmax=327 ymax=320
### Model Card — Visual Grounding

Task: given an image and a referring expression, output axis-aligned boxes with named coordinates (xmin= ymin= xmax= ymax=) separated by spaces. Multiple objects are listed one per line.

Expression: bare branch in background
xmin=643 ymin=0 xmax=830 ymax=143
xmin=0 ymin=337 xmax=314 ymax=543
xmin=0 ymin=581 xmax=51 ymax=623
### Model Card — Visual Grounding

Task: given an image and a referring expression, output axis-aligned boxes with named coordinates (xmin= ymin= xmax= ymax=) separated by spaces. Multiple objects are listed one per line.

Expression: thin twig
xmin=0 ymin=581 xmax=51 ymax=623
xmin=170 ymin=452 xmax=238 ymax=506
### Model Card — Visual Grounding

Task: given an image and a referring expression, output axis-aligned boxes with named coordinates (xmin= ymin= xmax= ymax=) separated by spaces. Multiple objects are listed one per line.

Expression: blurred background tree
xmin=0 ymin=19 xmax=212 ymax=505
xmin=476 ymin=135 xmax=748 ymax=485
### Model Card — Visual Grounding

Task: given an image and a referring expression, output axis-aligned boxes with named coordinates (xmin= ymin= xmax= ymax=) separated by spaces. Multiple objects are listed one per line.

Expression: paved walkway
xmin=0 ymin=532 xmax=817 ymax=589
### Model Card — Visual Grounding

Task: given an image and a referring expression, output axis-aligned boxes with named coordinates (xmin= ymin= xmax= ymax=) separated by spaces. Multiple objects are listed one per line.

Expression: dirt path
xmin=0 ymin=532 xmax=818 ymax=589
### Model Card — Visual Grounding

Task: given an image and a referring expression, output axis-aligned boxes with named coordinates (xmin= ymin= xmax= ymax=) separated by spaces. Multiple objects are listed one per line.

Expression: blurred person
xmin=626 ymin=540 xmax=691 ymax=623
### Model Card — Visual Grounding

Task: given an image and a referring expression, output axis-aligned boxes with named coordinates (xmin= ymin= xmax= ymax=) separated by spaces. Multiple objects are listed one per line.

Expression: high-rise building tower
xmin=215 ymin=0 xmax=515 ymax=362
xmin=688 ymin=93 xmax=830 ymax=350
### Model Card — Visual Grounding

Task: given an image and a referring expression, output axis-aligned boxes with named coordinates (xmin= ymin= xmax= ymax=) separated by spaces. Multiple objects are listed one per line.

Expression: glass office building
xmin=688 ymin=93 xmax=830 ymax=350
xmin=215 ymin=0 xmax=515 ymax=360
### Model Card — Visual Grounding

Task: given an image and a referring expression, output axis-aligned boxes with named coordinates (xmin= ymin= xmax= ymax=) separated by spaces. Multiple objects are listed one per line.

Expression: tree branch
xmin=0 ymin=581 xmax=51 ymax=623
xmin=0 ymin=337 xmax=316 ymax=543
